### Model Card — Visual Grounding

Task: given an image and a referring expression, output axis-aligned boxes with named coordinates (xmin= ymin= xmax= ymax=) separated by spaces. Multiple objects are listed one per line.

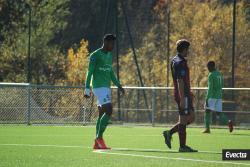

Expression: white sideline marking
xmin=0 ymin=143 xmax=218 ymax=154
xmin=0 ymin=134 xmax=249 ymax=138
xmin=0 ymin=143 xmax=219 ymax=154
xmin=1 ymin=144 xmax=249 ymax=166
xmin=94 ymin=149 xmax=250 ymax=166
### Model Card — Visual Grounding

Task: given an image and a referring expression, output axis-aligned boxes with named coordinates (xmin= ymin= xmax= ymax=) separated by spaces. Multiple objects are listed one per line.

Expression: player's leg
xmin=163 ymin=99 xmax=194 ymax=150
xmin=203 ymin=98 xmax=215 ymax=133
xmin=96 ymin=103 xmax=112 ymax=139
xmin=163 ymin=120 xmax=179 ymax=149
xmin=93 ymin=87 xmax=112 ymax=149
xmin=178 ymin=115 xmax=187 ymax=148
xmin=216 ymin=112 xmax=226 ymax=125
xmin=203 ymin=109 xmax=211 ymax=133
xmin=93 ymin=106 xmax=105 ymax=149
xmin=163 ymin=102 xmax=182 ymax=149
xmin=178 ymin=98 xmax=197 ymax=152
xmin=96 ymin=106 xmax=104 ymax=137
xmin=178 ymin=113 xmax=197 ymax=152
xmin=179 ymin=109 xmax=195 ymax=149
xmin=95 ymin=103 xmax=112 ymax=149
xmin=179 ymin=114 xmax=197 ymax=152
xmin=228 ymin=119 xmax=234 ymax=133
xmin=215 ymin=99 xmax=233 ymax=132
xmin=212 ymin=99 xmax=226 ymax=126
xmin=163 ymin=98 xmax=197 ymax=152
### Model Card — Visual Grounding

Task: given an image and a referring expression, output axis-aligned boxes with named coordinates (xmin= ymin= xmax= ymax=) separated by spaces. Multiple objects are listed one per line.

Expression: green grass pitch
xmin=0 ymin=125 xmax=249 ymax=167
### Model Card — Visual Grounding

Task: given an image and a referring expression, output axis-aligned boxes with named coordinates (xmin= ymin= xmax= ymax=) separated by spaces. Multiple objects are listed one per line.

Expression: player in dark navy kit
xmin=163 ymin=39 xmax=197 ymax=152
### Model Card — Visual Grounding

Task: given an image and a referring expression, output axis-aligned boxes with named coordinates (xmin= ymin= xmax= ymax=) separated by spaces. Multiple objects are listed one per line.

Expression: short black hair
xmin=207 ymin=61 xmax=215 ymax=68
xmin=103 ymin=34 xmax=116 ymax=41
xmin=176 ymin=39 xmax=190 ymax=52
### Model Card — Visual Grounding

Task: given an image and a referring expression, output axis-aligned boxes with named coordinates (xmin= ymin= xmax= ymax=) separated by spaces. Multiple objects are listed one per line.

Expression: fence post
xmin=136 ymin=88 xmax=140 ymax=122
xmin=151 ymin=89 xmax=156 ymax=127
xmin=27 ymin=84 xmax=31 ymax=125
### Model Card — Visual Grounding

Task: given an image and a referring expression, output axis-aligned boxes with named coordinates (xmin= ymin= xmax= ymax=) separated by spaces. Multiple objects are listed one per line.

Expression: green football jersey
xmin=206 ymin=70 xmax=224 ymax=100
xmin=85 ymin=48 xmax=121 ymax=89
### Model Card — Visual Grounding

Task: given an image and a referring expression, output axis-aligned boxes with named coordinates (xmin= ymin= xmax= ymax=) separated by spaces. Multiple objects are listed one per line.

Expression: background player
xmin=163 ymin=39 xmax=197 ymax=152
xmin=84 ymin=34 xmax=125 ymax=149
xmin=203 ymin=61 xmax=233 ymax=133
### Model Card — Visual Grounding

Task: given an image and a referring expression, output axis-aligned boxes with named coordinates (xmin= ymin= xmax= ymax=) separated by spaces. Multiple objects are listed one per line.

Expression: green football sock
xmin=218 ymin=112 xmax=228 ymax=125
xmin=96 ymin=113 xmax=110 ymax=139
xmin=205 ymin=111 xmax=211 ymax=129
xmin=96 ymin=117 xmax=101 ymax=137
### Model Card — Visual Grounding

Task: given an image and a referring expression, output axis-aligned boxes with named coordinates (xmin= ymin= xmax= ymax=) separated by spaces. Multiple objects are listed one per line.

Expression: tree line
xmin=0 ymin=0 xmax=249 ymax=89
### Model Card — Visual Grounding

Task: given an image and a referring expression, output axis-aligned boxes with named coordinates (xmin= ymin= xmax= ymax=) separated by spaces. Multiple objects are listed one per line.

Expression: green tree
xmin=0 ymin=0 xmax=70 ymax=84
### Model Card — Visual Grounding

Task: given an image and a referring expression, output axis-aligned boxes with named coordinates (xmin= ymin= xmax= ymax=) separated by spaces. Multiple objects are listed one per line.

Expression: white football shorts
xmin=205 ymin=98 xmax=222 ymax=112
xmin=92 ymin=87 xmax=111 ymax=106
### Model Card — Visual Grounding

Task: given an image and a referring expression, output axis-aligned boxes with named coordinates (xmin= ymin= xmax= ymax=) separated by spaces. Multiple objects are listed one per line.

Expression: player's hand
xmin=118 ymin=86 xmax=125 ymax=96
xmin=84 ymin=89 xmax=91 ymax=98
xmin=204 ymin=99 xmax=208 ymax=109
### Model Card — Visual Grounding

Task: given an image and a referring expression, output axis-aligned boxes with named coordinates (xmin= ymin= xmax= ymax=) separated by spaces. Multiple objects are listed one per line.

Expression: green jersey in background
xmin=206 ymin=70 xmax=224 ymax=100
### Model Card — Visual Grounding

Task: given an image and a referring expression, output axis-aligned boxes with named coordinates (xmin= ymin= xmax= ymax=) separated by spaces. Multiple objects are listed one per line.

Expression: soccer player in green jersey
xmin=203 ymin=61 xmax=233 ymax=133
xmin=84 ymin=34 xmax=125 ymax=149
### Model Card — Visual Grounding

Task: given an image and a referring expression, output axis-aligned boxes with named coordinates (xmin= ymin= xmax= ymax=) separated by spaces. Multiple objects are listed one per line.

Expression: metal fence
xmin=0 ymin=83 xmax=250 ymax=127
xmin=0 ymin=83 xmax=96 ymax=125
xmin=113 ymin=87 xmax=250 ymax=128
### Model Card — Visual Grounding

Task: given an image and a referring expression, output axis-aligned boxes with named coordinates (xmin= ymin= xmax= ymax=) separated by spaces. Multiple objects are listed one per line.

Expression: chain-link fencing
xmin=0 ymin=83 xmax=249 ymax=128
xmin=0 ymin=83 xmax=97 ymax=125
xmin=112 ymin=87 xmax=250 ymax=128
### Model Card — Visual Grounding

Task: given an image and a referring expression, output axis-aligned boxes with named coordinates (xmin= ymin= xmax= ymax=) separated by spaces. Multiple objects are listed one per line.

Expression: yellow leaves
xmin=66 ymin=39 xmax=89 ymax=85
xmin=119 ymin=0 xmax=250 ymax=88
xmin=67 ymin=48 xmax=74 ymax=62
xmin=78 ymin=40 xmax=89 ymax=57
xmin=167 ymin=1 xmax=249 ymax=87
